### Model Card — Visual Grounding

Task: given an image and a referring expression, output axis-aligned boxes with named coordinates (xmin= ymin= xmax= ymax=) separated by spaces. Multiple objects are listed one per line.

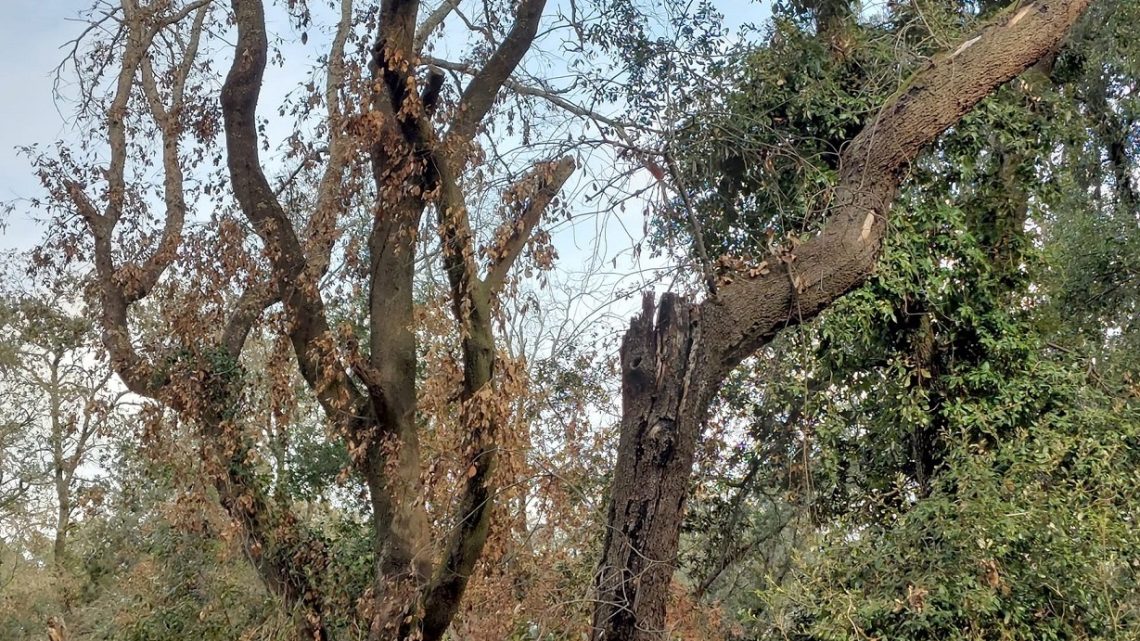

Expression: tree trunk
xmin=48 ymin=353 xmax=70 ymax=573
xmin=53 ymin=479 xmax=70 ymax=568
xmin=592 ymin=294 xmax=717 ymax=640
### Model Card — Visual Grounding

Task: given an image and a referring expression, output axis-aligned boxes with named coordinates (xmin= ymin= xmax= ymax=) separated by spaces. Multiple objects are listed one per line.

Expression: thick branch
xmin=380 ymin=0 xmax=421 ymax=56
xmin=484 ymin=156 xmax=575 ymax=293
xmin=418 ymin=148 xmax=498 ymax=641
xmin=220 ymin=277 xmax=279 ymax=356
xmin=429 ymin=145 xmax=491 ymax=390
xmin=102 ymin=0 xmax=147 ymax=227
xmin=67 ymin=2 xmax=157 ymax=396
xmin=417 ymin=148 xmax=573 ymax=641
xmin=701 ymin=0 xmax=1093 ymax=379
xmin=155 ymin=0 xmax=216 ymax=29
xmin=362 ymin=6 xmax=436 ymax=615
xmin=222 ymin=0 xmax=362 ymax=421
xmin=370 ymin=0 xmax=421 ymax=123
xmin=414 ymin=0 xmax=461 ymax=52
xmin=444 ymin=0 xmax=548 ymax=149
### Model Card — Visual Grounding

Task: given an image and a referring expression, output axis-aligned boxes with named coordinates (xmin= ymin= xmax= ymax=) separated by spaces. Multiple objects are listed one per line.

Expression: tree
xmin=25 ymin=0 xmax=1094 ymax=639
xmin=0 ymin=275 xmax=123 ymax=571
xmin=34 ymin=0 xmax=574 ymax=638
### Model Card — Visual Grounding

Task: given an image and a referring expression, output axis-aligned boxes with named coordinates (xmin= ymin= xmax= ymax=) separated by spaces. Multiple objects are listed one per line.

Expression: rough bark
xmin=592 ymin=293 xmax=718 ymax=638
xmin=592 ymin=1 xmax=1093 ymax=639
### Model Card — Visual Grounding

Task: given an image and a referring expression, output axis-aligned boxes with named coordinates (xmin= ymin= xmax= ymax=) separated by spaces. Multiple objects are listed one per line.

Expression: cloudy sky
xmin=0 ymin=1 xmax=87 ymax=251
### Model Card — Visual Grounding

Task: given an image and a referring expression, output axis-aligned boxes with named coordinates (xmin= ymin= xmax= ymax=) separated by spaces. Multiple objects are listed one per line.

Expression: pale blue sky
xmin=0 ymin=1 xmax=86 ymax=251
xmin=0 ymin=0 xmax=768 ymax=323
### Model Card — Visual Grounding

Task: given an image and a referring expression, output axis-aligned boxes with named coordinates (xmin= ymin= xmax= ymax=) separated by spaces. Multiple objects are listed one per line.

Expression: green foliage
xmin=665 ymin=0 xmax=1140 ymax=637
xmin=758 ymin=391 xmax=1140 ymax=640
xmin=807 ymin=83 xmax=1057 ymax=509
xmin=278 ymin=428 xmax=353 ymax=503
xmin=657 ymin=6 xmax=961 ymax=259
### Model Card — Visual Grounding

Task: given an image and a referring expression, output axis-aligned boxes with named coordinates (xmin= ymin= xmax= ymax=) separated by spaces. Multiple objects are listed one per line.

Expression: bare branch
xmin=305 ymin=0 xmax=354 ymax=278
xmin=662 ymin=153 xmax=716 ymax=294
xmin=168 ymin=2 xmax=210 ymax=108
xmin=155 ymin=0 xmax=215 ymax=29
xmin=425 ymin=54 xmax=653 ymax=135
xmin=273 ymin=145 xmax=329 ymax=196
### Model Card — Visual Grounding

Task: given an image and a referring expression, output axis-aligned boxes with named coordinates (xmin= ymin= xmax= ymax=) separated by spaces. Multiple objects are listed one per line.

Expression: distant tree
xmin=0 ymin=274 xmax=123 ymax=570
xmin=0 ymin=385 xmax=37 ymax=516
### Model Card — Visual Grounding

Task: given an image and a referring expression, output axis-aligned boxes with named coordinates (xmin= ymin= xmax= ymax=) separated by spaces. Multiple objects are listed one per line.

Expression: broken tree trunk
xmin=591 ymin=0 xmax=1094 ymax=638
